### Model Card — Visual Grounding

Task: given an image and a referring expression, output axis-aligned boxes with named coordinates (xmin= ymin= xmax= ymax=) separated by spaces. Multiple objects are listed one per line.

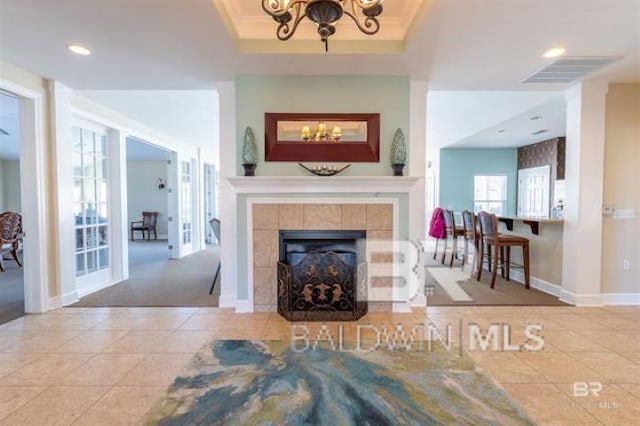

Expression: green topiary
xmin=390 ymin=128 xmax=407 ymax=165
xmin=241 ymin=127 xmax=258 ymax=165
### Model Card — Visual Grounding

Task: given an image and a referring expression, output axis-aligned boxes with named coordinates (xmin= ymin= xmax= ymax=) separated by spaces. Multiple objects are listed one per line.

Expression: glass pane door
xmin=73 ymin=125 xmax=109 ymax=277
xmin=180 ymin=160 xmax=193 ymax=248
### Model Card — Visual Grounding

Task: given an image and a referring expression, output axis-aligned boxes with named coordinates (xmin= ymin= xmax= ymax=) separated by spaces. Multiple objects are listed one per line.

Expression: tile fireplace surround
xmin=252 ymin=203 xmax=394 ymax=312
xmin=223 ymin=176 xmax=426 ymax=314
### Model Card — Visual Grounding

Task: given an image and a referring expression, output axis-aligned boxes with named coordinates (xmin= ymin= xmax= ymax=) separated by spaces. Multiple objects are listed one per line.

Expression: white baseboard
xmin=218 ymin=294 xmax=236 ymax=309
xmin=509 ymin=270 xmax=563 ymax=298
xmin=48 ymin=290 xmax=79 ymax=310
xmin=235 ymin=300 xmax=253 ymax=313
xmin=76 ymin=279 xmax=120 ymax=299
xmin=601 ymin=293 xmax=640 ymax=305
xmin=558 ymin=290 xmax=603 ymax=306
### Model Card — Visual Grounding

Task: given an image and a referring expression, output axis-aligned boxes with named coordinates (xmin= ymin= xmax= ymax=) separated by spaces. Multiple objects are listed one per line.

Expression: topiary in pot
xmin=390 ymin=128 xmax=406 ymax=176
xmin=241 ymin=126 xmax=258 ymax=176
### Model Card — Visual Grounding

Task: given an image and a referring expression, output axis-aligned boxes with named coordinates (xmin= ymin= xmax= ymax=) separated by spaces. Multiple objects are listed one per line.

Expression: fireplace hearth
xmin=277 ymin=230 xmax=367 ymax=321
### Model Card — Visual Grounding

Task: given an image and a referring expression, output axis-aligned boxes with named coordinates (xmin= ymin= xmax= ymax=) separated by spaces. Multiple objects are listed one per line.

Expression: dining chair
xmin=209 ymin=218 xmax=221 ymax=295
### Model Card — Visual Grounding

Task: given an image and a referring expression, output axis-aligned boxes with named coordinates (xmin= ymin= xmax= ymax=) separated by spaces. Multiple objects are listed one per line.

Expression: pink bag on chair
xmin=428 ymin=207 xmax=446 ymax=239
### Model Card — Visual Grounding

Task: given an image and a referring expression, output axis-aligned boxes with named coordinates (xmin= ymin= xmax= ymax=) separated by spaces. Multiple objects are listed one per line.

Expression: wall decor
xmin=241 ymin=126 xmax=259 ymax=176
xmin=298 ymin=163 xmax=351 ymax=176
xmin=265 ymin=113 xmax=380 ymax=162
xmin=390 ymin=128 xmax=406 ymax=176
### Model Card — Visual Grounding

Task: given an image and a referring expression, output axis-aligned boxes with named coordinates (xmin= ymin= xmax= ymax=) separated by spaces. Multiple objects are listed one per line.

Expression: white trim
xmin=601 ymin=293 xmax=640 ymax=305
xmin=235 ymin=300 xmax=252 ymax=313
xmin=48 ymin=290 xmax=80 ymax=310
xmin=0 ymin=78 xmax=49 ymax=313
xmin=559 ymin=290 xmax=603 ymax=306
xmin=76 ymin=277 xmax=120 ymax=299
xmin=246 ymin=197 xmax=400 ymax=314
xmin=509 ymin=270 xmax=563 ymax=298
xmin=227 ymin=176 xmax=421 ymax=194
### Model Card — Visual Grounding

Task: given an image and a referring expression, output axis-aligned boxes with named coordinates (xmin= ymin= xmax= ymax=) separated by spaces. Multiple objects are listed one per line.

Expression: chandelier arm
xmin=277 ymin=12 xmax=307 ymax=41
xmin=350 ymin=0 xmax=384 ymax=10
xmin=262 ymin=0 xmax=307 ymax=17
xmin=342 ymin=10 xmax=381 ymax=35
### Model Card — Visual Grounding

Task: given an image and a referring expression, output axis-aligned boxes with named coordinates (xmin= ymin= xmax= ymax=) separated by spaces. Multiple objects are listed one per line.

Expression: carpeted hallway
xmin=73 ymin=241 xmax=220 ymax=307
xmin=0 ymin=260 xmax=24 ymax=325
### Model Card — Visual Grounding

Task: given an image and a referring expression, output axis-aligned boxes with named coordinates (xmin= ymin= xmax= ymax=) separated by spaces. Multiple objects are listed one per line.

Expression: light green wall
xmin=439 ymin=148 xmax=518 ymax=215
xmin=235 ymin=75 xmax=410 ymax=177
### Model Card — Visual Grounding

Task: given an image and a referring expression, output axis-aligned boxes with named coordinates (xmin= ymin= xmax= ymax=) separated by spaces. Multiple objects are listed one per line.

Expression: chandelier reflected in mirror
xmin=261 ymin=0 xmax=384 ymax=52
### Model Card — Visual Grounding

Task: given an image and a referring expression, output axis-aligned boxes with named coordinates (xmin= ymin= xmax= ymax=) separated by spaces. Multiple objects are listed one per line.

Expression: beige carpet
xmin=73 ymin=241 xmax=220 ymax=307
xmin=425 ymin=252 xmax=567 ymax=306
xmin=0 ymin=258 xmax=24 ymax=325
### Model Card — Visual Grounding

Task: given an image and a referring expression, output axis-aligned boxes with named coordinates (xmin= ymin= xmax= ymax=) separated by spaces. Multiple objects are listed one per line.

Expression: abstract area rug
xmin=146 ymin=340 xmax=533 ymax=425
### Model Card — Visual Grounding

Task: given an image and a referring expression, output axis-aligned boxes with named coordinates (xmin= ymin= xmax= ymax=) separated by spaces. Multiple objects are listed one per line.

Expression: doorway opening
xmin=72 ymin=137 xmax=219 ymax=307
xmin=0 ymin=91 xmax=24 ymax=324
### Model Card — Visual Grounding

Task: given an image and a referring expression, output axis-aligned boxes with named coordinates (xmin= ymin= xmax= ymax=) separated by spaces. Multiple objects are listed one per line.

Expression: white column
xmin=407 ymin=81 xmax=428 ymax=309
xmin=217 ymin=81 xmax=238 ymax=308
xmin=49 ymin=81 xmax=79 ymax=306
xmin=108 ymin=128 xmax=128 ymax=282
xmin=560 ymin=81 xmax=609 ymax=305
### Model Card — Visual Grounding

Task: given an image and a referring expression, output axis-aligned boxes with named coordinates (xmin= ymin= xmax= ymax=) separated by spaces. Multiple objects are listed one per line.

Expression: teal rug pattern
xmin=146 ymin=340 xmax=533 ymax=425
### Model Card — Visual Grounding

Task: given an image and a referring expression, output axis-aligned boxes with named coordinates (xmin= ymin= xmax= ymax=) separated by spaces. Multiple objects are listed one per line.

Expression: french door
xmin=72 ymin=120 xmax=111 ymax=290
xmin=167 ymin=152 xmax=198 ymax=258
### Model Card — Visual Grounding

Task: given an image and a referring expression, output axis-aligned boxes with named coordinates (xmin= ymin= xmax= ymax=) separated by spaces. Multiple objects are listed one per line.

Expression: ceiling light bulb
xmin=542 ymin=47 xmax=565 ymax=58
xmin=68 ymin=44 xmax=91 ymax=56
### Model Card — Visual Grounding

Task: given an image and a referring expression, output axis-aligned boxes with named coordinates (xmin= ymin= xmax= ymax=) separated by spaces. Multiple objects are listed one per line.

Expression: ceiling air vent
xmin=522 ymin=57 xmax=621 ymax=84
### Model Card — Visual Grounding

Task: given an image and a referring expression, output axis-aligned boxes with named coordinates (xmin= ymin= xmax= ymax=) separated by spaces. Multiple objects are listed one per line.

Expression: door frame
xmin=0 ymin=80 xmax=49 ymax=313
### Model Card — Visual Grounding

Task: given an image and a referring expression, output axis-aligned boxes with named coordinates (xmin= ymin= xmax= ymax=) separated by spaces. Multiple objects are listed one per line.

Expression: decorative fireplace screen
xmin=277 ymin=230 xmax=367 ymax=321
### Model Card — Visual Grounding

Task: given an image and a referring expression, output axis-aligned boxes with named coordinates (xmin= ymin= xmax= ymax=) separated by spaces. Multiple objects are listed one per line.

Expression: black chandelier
xmin=261 ymin=0 xmax=384 ymax=52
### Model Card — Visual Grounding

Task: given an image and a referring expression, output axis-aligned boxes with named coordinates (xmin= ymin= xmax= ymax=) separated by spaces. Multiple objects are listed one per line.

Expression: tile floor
xmin=0 ymin=305 xmax=637 ymax=425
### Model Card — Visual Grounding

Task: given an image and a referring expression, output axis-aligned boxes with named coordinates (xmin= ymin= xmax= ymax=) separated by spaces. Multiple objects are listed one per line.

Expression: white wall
xmin=126 ymin=161 xmax=168 ymax=238
xmin=0 ymin=159 xmax=21 ymax=212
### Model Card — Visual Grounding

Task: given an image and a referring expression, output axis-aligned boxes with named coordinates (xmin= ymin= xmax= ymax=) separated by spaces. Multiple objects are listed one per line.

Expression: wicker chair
xmin=0 ymin=212 xmax=23 ymax=272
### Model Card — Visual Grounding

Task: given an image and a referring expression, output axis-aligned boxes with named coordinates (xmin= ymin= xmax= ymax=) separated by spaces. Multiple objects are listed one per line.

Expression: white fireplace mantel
xmin=226 ymin=176 xmax=422 ymax=194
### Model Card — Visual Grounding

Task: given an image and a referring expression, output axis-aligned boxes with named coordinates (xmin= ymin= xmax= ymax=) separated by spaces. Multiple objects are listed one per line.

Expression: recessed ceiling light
xmin=497 ymin=129 xmax=507 ymax=133
xmin=67 ymin=44 xmax=91 ymax=56
xmin=530 ymin=116 xmax=543 ymax=121
xmin=542 ymin=47 xmax=565 ymax=58
xmin=532 ymin=129 xmax=549 ymax=135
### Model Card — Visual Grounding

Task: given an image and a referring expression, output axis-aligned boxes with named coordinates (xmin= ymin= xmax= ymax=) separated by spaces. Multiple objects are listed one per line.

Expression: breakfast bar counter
xmin=497 ymin=216 xmax=564 ymax=235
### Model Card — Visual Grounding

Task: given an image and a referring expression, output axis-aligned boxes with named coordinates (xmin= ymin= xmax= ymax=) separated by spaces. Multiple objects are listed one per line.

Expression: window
xmin=474 ymin=175 xmax=507 ymax=215
xmin=73 ymin=126 xmax=109 ymax=277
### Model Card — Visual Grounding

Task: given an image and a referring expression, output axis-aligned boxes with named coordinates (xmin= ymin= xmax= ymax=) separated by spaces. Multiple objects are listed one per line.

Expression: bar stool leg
xmin=433 ymin=238 xmax=439 ymax=260
xmin=461 ymin=236 xmax=469 ymax=271
xmin=500 ymin=246 xmax=506 ymax=278
xmin=505 ymin=247 xmax=511 ymax=281
xmin=523 ymin=242 xmax=530 ymax=289
xmin=441 ymin=236 xmax=448 ymax=264
xmin=476 ymin=241 xmax=484 ymax=281
xmin=490 ymin=243 xmax=499 ymax=288
xmin=487 ymin=245 xmax=492 ymax=272
xmin=449 ymin=236 xmax=457 ymax=268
